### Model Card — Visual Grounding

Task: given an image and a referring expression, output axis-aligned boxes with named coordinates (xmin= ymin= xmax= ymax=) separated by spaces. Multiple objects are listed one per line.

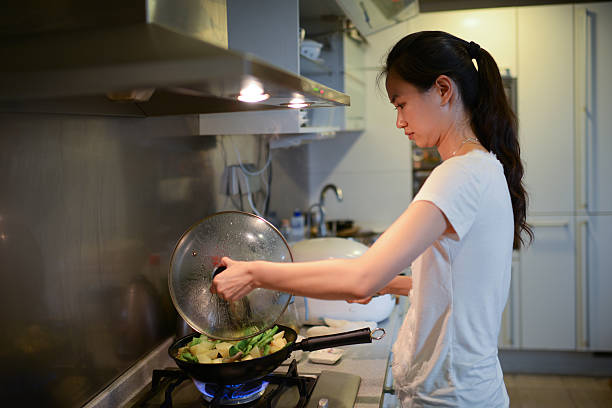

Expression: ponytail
xmin=470 ymin=47 xmax=533 ymax=249
xmin=382 ymin=31 xmax=533 ymax=249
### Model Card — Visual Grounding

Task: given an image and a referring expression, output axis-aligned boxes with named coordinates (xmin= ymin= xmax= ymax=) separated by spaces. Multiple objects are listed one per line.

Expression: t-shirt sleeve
xmin=413 ymin=157 xmax=489 ymax=240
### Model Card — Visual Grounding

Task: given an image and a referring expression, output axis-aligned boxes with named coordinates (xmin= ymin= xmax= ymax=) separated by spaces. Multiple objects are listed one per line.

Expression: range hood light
xmin=237 ymin=80 xmax=270 ymax=103
xmin=287 ymin=97 xmax=309 ymax=109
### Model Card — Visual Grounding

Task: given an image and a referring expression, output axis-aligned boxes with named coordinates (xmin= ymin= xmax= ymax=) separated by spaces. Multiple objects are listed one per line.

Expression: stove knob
xmin=318 ymin=398 xmax=329 ymax=408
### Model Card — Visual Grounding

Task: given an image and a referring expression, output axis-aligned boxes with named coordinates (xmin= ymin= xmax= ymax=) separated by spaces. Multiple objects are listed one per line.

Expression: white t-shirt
xmin=392 ymin=150 xmax=513 ymax=407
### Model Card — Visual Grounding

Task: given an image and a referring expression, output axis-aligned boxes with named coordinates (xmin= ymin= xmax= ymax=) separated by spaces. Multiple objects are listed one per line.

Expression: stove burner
xmin=194 ymin=379 xmax=270 ymax=405
xmin=134 ymin=360 xmax=316 ymax=407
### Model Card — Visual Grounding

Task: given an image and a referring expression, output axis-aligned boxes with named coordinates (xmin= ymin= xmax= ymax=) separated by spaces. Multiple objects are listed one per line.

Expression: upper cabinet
xmin=299 ymin=3 xmax=367 ymax=133
xmin=198 ymin=0 xmax=366 ymax=136
xmin=518 ymin=4 xmax=575 ymax=214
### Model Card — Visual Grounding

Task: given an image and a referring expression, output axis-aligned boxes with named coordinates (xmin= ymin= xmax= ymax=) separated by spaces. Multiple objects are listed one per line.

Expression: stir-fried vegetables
xmin=176 ymin=326 xmax=289 ymax=364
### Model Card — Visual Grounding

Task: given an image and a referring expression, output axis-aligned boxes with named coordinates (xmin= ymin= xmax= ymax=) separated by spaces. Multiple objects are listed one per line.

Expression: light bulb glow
xmin=237 ymin=81 xmax=269 ymax=103
xmin=287 ymin=97 xmax=308 ymax=109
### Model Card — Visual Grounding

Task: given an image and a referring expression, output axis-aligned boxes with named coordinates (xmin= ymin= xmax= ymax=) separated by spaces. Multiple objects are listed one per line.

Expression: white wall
xmin=307 ymin=7 xmax=519 ymax=232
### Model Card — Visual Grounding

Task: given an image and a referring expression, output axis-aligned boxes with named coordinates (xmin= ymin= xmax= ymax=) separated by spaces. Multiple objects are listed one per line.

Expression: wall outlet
xmin=220 ymin=164 xmax=262 ymax=196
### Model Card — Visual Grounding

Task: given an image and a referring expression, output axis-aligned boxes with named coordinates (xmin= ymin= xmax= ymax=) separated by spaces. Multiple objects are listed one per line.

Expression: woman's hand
xmin=210 ymin=257 xmax=257 ymax=301
xmin=347 ymin=296 xmax=374 ymax=305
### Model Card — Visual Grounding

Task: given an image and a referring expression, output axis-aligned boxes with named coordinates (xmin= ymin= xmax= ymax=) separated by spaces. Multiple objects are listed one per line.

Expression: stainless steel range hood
xmin=0 ymin=0 xmax=349 ymax=117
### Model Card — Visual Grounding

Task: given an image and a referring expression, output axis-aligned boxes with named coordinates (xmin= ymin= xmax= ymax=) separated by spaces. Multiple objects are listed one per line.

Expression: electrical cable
xmin=227 ymin=136 xmax=273 ymax=218
xmin=231 ymin=136 xmax=272 ymax=176
xmin=263 ymin=142 xmax=272 ymax=217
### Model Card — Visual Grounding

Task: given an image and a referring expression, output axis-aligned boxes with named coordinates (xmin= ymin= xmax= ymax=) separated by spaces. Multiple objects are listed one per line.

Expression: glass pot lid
xmin=169 ymin=211 xmax=293 ymax=340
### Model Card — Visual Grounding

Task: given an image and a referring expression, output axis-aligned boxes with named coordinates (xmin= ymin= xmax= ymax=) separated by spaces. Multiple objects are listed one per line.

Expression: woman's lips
xmin=406 ymin=132 xmax=415 ymax=140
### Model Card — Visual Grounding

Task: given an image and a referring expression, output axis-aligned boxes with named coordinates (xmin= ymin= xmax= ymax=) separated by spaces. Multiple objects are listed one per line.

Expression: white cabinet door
xmin=582 ymin=215 xmax=612 ymax=350
xmin=520 ymin=216 xmax=576 ymax=350
xmin=518 ymin=5 xmax=575 ymax=214
xmin=499 ymin=252 xmax=521 ymax=349
xmin=576 ymin=3 xmax=612 ymax=213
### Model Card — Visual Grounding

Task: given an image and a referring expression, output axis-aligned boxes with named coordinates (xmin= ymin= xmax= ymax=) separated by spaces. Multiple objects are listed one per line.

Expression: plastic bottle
xmin=290 ymin=209 xmax=305 ymax=242
xmin=280 ymin=219 xmax=291 ymax=240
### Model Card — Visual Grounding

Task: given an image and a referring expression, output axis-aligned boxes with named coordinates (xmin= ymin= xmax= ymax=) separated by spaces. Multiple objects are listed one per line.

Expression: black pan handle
xmin=295 ymin=327 xmax=384 ymax=352
xmin=212 ymin=265 xmax=226 ymax=278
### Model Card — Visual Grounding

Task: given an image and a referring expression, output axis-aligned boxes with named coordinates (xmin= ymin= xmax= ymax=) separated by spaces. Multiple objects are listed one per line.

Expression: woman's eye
xmin=394 ymin=104 xmax=405 ymax=111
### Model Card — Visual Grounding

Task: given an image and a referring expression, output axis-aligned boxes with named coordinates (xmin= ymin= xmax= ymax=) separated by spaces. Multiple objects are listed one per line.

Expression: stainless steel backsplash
xmin=0 ymin=113 xmax=217 ymax=407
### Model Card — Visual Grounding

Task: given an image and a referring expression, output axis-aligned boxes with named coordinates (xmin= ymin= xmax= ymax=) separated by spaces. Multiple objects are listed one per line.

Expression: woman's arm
xmin=378 ymin=275 xmax=413 ymax=296
xmin=347 ymin=275 xmax=412 ymax=304
xmin=211 ymin=200 xmax=447 ymax=301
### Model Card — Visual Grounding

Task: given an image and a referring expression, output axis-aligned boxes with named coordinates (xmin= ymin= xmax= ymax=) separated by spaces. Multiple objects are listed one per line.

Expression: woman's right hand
xmin=347 ymin=296 xmax=374 ymax=305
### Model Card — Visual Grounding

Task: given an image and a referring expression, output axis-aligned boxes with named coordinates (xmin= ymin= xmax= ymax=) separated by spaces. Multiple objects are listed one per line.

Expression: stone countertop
xmin=284 ymin=297 xmax=408 ymax=408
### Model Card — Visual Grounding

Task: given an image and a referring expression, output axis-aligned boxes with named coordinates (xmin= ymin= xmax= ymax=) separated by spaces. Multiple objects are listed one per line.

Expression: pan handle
xmin=295 ymin=327 xmax=385 ymax=352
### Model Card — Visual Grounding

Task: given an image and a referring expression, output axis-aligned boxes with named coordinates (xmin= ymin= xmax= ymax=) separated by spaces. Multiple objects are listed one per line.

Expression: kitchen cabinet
xmin=515 ymin=3 xmax=612 ymax=352
xmin=577 ymin=1 xmax=612 ymax=352
xmin=582 ymin=215 xmax=612 ymax=351
xmin=575 ymin=3 xmax=612 ymax=214
xmin=520 ymin=217 xmax=577 ymax=350
xmin=198 ymin=0 xmax=365 ymax=138
xmin=499 ymin=252 xmax=521 ymax=349
xmin=299 ymin=16 xmax=366 ymax=132
xmin=518 ymin=4 xmax=575 ymax=214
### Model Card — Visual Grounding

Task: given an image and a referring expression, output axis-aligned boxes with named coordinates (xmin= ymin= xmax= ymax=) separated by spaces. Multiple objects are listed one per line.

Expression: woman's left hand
xmin=210 ymin=257 xmax=257 ymax=301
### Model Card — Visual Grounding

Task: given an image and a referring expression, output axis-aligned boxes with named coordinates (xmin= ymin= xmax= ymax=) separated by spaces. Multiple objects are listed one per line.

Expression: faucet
xmin=309 ymin=184 xmax=343 ymax=237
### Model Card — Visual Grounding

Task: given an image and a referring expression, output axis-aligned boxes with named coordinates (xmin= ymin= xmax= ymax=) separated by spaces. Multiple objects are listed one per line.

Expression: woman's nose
xmin=396 ymin=112 xmax=407 ymax=129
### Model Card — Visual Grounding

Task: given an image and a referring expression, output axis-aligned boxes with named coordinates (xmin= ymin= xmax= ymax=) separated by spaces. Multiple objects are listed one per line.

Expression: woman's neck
xmin=437 ymin=126 xmax=482 ymax=161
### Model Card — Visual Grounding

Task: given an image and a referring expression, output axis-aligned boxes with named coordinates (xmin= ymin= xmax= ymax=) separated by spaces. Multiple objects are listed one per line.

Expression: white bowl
xmin=290 ymin=238 xmax=395 ymax=324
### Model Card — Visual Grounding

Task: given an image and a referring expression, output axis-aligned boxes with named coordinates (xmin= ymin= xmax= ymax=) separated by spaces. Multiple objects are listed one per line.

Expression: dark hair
xmin=382 ymin=31 xmax=532 ymax=249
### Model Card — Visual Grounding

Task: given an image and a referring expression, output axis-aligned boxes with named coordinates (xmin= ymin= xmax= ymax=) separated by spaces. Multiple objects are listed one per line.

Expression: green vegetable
xmin=177 ymin=325 xmax=287 ymax=363
xmin=229 ymin=339 xmax=250 ymax=357
xmin=188 ymin=336 xmax=203 ymax=347
xmin=179 ymin=350 xmax=198 ymax=363
xmin=248 ymin=333 xmax=264 ymax=346
xmin=254 ymin=326 xmax=279 ymax=349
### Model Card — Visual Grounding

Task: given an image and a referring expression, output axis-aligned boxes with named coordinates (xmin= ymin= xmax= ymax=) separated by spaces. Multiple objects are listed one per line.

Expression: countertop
xmin=280 ymin=297 xmax=409 ymax=408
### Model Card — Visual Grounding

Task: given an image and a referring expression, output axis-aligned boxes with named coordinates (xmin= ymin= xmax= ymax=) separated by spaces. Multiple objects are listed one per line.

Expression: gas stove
xmin=126 ymin=360 xmax=360 ymax=408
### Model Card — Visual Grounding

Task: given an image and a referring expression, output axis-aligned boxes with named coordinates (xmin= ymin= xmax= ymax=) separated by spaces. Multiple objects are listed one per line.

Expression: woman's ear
xmin=434 ymin=75 xmax=454 ymax=106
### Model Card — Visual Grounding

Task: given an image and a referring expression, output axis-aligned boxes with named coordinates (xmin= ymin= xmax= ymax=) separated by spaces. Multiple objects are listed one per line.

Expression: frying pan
xmin=168 ymin=324 xmax=385 ymax=385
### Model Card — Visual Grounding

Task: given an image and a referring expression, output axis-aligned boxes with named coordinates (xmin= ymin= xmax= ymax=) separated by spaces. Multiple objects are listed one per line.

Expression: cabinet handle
xmin=575 ymin=8 xmax=594 ymax=211
xmin=576 ymin=220 xmax=589 ymax=349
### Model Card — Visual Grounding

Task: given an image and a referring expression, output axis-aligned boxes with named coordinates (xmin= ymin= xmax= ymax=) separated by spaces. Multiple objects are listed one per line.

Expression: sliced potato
xmin=272 ymin=331 xmax=285 ymax=341
xmin=241 ymin=354 xmax=254 ymax=361
xmin=215 ymin=342 xmax=234 ymax=359
xmin=250 ymin=345 xmax=261 ymax=358
xmin=211 ymin=358 xmax=224 ymax=364
xmin=269 ymin=344 xmax=283 ymax=354
xmin=204 ymin=348 xmax=220 ymax=359
xmin=195 ymin=353 xmax=212 ymax=363
xmin=271 ymin=337 xmax=287 ymax=348
xmin=190 ymin=341 xmax=215 ymax=354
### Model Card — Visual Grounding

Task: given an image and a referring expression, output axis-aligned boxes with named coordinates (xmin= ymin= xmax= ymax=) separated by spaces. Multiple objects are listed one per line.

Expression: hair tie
xmin=467 ymin=41 xmax=480 ymax=59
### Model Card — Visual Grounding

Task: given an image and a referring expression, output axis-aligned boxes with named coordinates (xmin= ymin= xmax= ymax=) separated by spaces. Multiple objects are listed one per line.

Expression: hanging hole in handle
xmin=371 ymin=328 xmax=385 ymax=340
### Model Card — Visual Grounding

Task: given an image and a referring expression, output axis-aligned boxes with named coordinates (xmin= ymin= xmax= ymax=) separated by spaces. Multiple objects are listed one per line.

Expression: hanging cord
xmin=263 ymin=142 xmax=272 ymax=217
xmin=229 ymin=136 xmax=273 ymax=218
xmin=220 ymin=138 xmax=244 ymax=211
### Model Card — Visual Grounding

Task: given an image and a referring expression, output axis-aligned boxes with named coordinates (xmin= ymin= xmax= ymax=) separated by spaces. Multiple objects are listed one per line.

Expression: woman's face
xmin=385 ymin=70 xmax=445 ymax=148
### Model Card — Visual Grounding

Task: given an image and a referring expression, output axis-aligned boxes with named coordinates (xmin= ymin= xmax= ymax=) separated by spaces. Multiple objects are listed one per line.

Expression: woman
xmin=212 ymin=31 xmax=532 ymax=407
